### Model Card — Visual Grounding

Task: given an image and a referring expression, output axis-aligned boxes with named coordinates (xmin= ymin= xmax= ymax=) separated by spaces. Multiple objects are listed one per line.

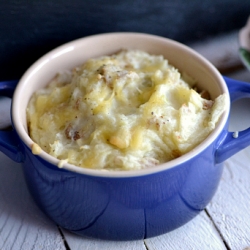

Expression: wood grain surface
xmin=0 ymin=153 xmax=65 ymax=250
xmin=206 ymin=96 xmax=250 ymax=250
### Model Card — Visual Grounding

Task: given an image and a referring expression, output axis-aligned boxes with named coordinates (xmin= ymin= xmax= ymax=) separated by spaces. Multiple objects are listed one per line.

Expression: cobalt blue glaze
xmin=0 ymin=80 xmax=23 ymax=162
xmin=215 ymin=77 xmax=250 ymax=164
xmin=21 ymin=140 xmax=223 ymax=240
xmin=0 ymin=77 xmax=250 ymax=240
xmin=0 ymin=80 xmax=18 ymax=98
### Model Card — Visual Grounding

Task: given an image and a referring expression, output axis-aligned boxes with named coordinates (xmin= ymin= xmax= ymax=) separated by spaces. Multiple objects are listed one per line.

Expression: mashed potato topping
xmin=27 ymin=50 xmax=226 ymax=170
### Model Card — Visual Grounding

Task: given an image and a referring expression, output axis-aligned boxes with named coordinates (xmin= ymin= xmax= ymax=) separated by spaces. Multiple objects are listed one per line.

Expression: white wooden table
xmin=1 ymin=32 xmax=250 ymax=250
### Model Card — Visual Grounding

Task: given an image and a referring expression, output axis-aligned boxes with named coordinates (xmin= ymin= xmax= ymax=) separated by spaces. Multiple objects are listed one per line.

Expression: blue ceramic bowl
xmin=1 ymin=33 xmax=250 ymax=240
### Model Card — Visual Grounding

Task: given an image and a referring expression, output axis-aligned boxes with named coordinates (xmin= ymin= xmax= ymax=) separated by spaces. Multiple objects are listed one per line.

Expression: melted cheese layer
xmin=27 ymin=50 xmax=226 ymax=170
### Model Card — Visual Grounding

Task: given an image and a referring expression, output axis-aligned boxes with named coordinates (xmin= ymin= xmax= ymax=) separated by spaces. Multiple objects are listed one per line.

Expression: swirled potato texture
xmin=27 ymin=50 xmax=226 ymax=170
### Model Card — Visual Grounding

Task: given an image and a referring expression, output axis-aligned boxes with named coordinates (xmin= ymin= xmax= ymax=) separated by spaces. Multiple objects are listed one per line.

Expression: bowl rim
xmin=12 ymin=32 xmax=230 ymax=178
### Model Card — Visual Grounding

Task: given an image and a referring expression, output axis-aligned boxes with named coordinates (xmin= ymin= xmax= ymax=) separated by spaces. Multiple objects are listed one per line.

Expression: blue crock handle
xmin=0 ymin=80 xmax=23 ymax=162
xmin=215 ymin=76 xmax=250 ymax=164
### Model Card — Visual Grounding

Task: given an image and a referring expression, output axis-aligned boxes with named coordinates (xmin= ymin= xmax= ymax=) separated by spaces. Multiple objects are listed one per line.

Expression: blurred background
xmin=1 ymin=0 xmax=250 ymax=80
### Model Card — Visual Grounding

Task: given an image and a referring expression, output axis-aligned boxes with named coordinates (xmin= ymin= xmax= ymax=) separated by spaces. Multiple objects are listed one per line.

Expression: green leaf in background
xmin=239 ymin=47 xmax=250 ymax=70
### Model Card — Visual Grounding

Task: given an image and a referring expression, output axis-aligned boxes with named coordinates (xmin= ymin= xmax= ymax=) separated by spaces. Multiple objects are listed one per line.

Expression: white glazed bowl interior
xmin=12 ymin=32 xmax=230 ymax=177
